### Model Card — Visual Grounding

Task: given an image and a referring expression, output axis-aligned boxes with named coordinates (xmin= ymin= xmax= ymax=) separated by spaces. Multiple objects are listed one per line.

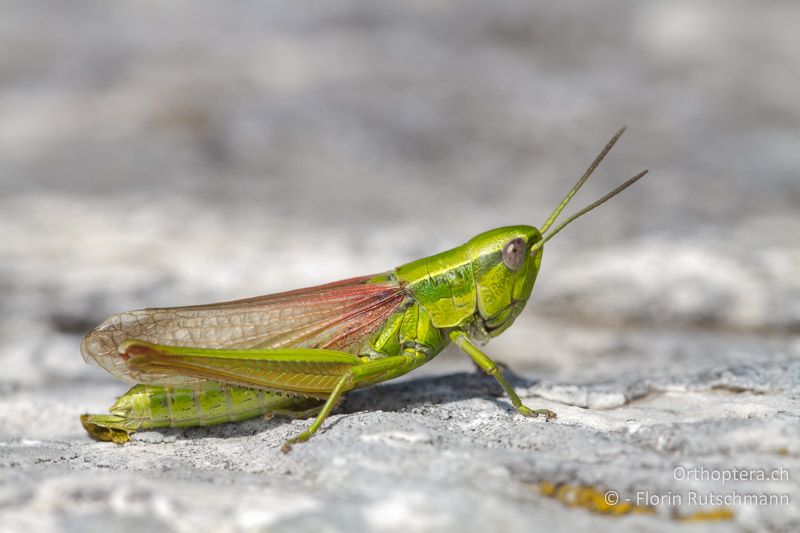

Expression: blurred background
xmin=1 ymin=2 xmax=799 ymax=531
xmin=1 ymin=0 xmax=798 ymax=395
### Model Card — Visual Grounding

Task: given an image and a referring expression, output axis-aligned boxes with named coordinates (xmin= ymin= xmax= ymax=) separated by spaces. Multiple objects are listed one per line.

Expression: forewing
xmin=82 ymin=273 xmax=406 ymax=386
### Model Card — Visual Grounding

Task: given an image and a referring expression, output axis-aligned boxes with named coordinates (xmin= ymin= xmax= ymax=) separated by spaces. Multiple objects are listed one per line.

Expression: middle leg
xmin=280 ymin=351 xmax=427 ymax=452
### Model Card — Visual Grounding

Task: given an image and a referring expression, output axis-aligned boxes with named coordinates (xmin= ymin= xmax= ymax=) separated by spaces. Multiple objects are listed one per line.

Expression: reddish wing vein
xmin=82 ymin=273 xmax=406 ymax=387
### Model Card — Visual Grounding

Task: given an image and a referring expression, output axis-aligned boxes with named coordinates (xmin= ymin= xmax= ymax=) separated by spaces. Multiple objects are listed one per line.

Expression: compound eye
xmin=501 ymin=238 xmax=526 ymax=271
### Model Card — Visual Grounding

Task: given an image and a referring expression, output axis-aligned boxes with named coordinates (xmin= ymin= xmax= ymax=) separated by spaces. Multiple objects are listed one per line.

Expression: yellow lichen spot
xmin=675 ymin=508 xmax=735 ymax=522
xmin=538 ymin=482 xmax=655 ymax=516
xmin=538 ymin=481 xmax=734 ymax=522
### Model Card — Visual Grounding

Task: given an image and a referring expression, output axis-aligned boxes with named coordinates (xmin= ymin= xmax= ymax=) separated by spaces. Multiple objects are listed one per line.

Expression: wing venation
xmin=82 ymin=273 xmax=405 ymax=386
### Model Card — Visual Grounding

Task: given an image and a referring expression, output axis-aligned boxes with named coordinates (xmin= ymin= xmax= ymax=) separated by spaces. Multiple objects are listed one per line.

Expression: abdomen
xmin=81 ymin=383 xmax=322 ymax=443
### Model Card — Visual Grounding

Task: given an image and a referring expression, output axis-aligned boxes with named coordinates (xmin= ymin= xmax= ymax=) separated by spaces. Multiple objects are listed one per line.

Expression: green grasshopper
xmin=81 ymin=127 xmax=647 ymax=452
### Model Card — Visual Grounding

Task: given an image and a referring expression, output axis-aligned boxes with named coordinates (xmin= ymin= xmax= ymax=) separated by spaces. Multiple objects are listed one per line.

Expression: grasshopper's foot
xmin=281 ymin=431 xmax=312 ymax=454
xmin=517 ymin=406 xmax=557 ymax=420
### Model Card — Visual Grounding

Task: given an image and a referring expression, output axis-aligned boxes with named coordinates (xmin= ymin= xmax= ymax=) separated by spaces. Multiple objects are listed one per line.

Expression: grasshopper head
xmin=467 ymin=226 xmax=543 ymax=337
xmin=468 ymin=127 xmax=648 ymax=338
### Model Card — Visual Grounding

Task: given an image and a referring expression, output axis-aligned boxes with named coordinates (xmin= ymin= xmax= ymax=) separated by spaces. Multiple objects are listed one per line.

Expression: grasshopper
xmin=81 ymin=127 xmax=647 ymax=452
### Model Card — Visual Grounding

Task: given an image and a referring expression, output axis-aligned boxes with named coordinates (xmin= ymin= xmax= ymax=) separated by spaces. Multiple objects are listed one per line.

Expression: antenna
xmin=539 ymin=126 xmax=627 ymax=235
xmin=530 ymin=127 xmax=649 ymax=255
xmin=530 ymin=169 xmax=649 ymax=255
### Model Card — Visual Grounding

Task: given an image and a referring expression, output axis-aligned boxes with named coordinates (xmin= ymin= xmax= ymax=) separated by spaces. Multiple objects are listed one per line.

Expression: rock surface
xmin=1 ymin=1 xmax=799 ymax=531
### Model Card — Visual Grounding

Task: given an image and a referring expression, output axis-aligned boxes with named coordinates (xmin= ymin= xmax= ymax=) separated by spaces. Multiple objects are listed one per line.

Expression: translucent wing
xmin=82 ymin=273 xmax=406 ymax=387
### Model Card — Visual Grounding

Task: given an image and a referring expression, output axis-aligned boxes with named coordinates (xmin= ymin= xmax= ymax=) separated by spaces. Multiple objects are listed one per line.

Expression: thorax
xmin=394 ymin=245 xmax=477 ymax=328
